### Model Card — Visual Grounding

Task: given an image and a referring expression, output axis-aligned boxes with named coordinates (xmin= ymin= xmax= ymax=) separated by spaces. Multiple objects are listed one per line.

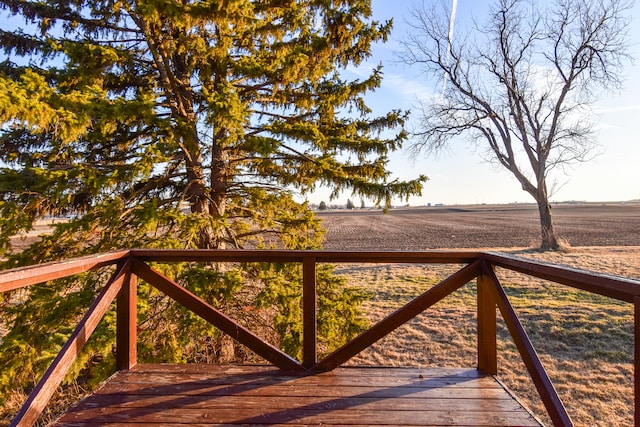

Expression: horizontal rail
xmin=2 ymin=250 xmax=638 ymax=303
xmin=0 ymin=250 xmax=130 ymax=293
xmin=129 ymin=249 xmax=484 ymax=264
xmin=483 ymin=251 xmax=640 ymax=303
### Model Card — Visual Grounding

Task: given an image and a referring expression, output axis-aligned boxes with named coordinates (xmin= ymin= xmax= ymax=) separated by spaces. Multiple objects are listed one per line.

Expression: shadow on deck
xmin=53 ymin=365 xmax=540 ymax=426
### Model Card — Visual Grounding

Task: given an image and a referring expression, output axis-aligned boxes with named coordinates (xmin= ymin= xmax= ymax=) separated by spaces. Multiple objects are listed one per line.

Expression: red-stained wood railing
xmin=1 ymin=249 xmax=640 ymax=427
xmin=481 ymin=261 xmax=571 ymax=426
xmin=7 ymin=257 xmax=132 ymax=427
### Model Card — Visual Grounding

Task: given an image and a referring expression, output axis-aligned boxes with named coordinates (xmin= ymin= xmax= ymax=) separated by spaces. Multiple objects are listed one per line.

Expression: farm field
xmin=320 ymin=202 xmax=640 ymax=426
xmin=319 ymin=202 xmax=640 ymax=250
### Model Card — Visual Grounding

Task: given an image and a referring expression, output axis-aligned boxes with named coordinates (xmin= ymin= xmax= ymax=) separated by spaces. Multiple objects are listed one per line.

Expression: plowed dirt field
xmin=320 ymin=202 xmax=640 ymax=249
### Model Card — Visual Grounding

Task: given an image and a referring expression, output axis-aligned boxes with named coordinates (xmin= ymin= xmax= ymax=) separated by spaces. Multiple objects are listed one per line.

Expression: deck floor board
xmin=52 ymin=365 xmax=541 ymax=427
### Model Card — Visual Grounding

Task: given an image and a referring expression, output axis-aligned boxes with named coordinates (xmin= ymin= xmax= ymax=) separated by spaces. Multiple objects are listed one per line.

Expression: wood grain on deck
xmin=53 ymin=365 xmax=541 ymax=426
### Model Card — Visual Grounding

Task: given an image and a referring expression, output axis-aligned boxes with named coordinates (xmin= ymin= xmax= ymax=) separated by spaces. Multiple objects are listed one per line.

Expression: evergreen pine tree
xmin=0 ymin=0 xmax=425 ymax=255
xmin=0 ymin=0 xmax=425 ymax=413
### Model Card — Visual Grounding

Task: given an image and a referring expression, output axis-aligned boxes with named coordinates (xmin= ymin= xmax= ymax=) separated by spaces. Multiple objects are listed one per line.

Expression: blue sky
xmin=2 ymin=1 xmax=638 ymax=207
xmin=307 ymin=0 xmax=640 ymax=206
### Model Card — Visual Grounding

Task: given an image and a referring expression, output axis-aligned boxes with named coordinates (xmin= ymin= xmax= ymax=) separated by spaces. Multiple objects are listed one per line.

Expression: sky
xmin=1 ymin=1 xmax=638 ymax=207
xmin=305 ymin=0 xmax=640 ymax=207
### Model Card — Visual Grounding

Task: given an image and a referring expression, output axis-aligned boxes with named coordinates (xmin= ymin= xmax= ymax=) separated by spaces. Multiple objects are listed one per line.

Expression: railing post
xmin=302 ymin=256 xmax=317 ymax=369
xmin=116 ymin=261 xmax=137 ymax=370
xmin=635 ymin=296 xmax=640 ymax=427
xmin=477 ymin=261 xmax=497 ymax=375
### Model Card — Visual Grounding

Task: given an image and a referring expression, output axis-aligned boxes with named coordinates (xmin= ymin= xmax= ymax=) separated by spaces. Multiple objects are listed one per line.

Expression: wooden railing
xmin=1 ymin=249 xmax=640 ymax=427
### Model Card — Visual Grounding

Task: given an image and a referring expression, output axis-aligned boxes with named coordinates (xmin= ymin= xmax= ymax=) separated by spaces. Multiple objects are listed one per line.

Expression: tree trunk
xmin=208 ymin=142 xmax=228 ymax=250
xmin=210 ymin=142 xmax=227 ymax=219
xmin=535 ymin=197 xmax=561 ymax=251
xmin=181 ymin=126 xmax=218 ymax=249
xmin=187 ymin=169 xmax=215 ymax=249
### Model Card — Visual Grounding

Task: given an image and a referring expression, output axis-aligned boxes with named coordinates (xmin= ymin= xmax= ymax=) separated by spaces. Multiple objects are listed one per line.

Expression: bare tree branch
xmin=402 ymin=0 xmax=632 ymax=250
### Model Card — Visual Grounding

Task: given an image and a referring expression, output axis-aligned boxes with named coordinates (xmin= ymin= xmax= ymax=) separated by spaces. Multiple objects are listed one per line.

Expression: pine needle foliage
xmin=0 ymin=0 xmax=425 ymax=416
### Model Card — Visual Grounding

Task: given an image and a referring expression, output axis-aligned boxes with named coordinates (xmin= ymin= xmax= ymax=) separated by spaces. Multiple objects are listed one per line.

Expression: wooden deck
xmin=13 ymin=250 xmax=636 ymax=425
xmin=52 ymin=365 xmax=541 ymax=426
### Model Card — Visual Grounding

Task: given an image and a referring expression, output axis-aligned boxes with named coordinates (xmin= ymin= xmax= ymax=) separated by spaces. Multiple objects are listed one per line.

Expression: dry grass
xmin=2 ymin=382 xmax=92 ymax=427
xmin=332 ymin=246 xmax=640 ymax=427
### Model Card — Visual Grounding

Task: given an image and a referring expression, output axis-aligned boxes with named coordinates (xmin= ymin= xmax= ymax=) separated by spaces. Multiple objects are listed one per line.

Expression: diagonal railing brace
xmin=312 ymin=260 xmax=483 ymax=372
xmin=10 ymin=260 xmax=131 ymax=427
xmin=129 ymin=257 xmax=304 ymax=371
xmin=481 ymin=260 xmax=573 ymax=427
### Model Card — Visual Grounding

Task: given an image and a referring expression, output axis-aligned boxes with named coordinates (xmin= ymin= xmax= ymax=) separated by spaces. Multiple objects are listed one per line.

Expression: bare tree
xmin=401 ymin=0 xmax=632 ymax=250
